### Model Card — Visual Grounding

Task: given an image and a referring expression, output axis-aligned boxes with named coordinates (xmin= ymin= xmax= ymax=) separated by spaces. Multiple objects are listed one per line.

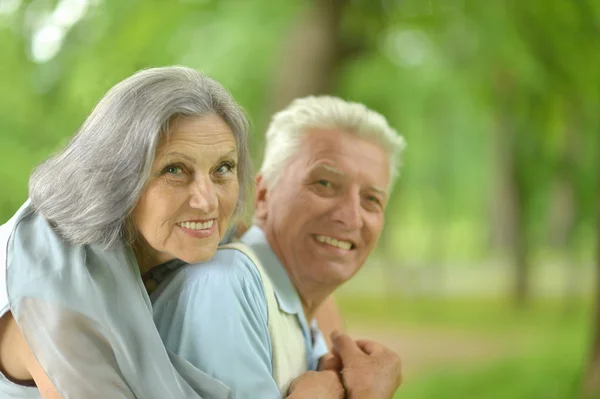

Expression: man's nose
xmin=331 ymin=190 xmax=363 ymax=230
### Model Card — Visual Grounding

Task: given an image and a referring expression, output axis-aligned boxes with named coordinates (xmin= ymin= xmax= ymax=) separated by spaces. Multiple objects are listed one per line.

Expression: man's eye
xmin=367 ymin=195 xmax=380 ymax=204
xmin=317 ymin=179 xmax=331 ymax=188
xmin=364 ymin=195 xmax=384 ymax=210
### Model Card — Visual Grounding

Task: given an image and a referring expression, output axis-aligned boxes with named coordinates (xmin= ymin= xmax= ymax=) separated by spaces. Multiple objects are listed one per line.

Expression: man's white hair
xmin=259 ymin=95 xmax=406 ymax=190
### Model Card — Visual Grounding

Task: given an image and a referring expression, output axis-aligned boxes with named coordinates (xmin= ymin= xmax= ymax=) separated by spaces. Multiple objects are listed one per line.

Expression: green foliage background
xmin=1 ymin=0 xmax=599 ymax=397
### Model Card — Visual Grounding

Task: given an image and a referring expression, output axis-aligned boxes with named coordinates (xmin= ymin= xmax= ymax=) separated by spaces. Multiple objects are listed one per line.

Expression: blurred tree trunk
xmin=491 ymin=88 xmax=531 ymax=307
xmin=251 ymin=0 xmax=351 ymax=162
xmin=581 ymin=138 xmax=600 ymax=398
xmin=511 ymin=146 xmax=530 ymax=307
xmin=582 ymin=201 xmax=600 ymax=397
xmin=265 ymin=0 xmax=348 ymax=119
xmin=551 ymin=117 xmax=581 ymax=313
xmin=490 ymin=119 xmax=517 ymax=255
xmin=551 ymin=177 xmax=578 ymax=309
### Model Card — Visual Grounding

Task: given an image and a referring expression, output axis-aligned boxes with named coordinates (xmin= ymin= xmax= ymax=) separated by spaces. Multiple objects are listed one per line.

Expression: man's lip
xmin=313 ymin=234 xmax=356 ymax=249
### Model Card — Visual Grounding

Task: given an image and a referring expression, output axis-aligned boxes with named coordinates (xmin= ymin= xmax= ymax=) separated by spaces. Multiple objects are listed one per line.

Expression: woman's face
xmin=132 ymin=113 xmax=239 ymax=270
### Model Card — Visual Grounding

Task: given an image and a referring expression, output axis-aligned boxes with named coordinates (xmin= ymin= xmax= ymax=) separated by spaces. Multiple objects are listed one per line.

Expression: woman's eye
xmin=216 ymin=162 xmax=236 ymax=175
xmin=162 ymin=165 xmax=184 ymax=175
xmin=317 ymin=179 xmax=331 ymax=188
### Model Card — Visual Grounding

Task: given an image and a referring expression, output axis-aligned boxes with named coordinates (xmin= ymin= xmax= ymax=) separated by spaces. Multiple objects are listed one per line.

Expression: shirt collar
xmin=241 ymin=225 xmax=303 ymax=315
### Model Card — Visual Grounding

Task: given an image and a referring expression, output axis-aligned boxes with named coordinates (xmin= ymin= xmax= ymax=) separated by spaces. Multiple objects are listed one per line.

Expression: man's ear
xmin=254 ymin=174 xmax=268 ymax=222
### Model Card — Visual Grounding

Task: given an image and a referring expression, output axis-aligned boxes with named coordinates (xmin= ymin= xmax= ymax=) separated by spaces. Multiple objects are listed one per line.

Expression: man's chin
xmin=314 ymin=262 xmax=358 ymax=286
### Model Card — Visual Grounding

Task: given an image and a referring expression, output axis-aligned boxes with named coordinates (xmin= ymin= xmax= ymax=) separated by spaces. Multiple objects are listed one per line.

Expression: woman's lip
xmin=178 ymin=218 xmax=217 ymax=224
xmin=178 ymin=221 xmax=216 ymax=239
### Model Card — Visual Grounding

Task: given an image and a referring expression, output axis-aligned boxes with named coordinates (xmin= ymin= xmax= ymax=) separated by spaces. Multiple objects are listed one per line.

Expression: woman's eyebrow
xmin=161 ymin=148 xmax=237 ymax=164
xmin=161 ymin=151 xmax=196 ymax=163
xmin=218 ymin=149 xmax=238 ymax=160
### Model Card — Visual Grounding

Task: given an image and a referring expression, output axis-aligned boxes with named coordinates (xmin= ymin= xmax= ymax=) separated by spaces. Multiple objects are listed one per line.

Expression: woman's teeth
xmin=179 ymin=220 xmax=214 ymax=230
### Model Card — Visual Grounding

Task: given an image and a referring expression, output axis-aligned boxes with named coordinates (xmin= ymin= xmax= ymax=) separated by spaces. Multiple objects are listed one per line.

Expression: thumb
xmin=355 ymin=339 xmax=385 ymax=355
xmin=318 ymin=353 xmax=342 ymax=371
xmin=331 ymin=330 xmax=362 ymax=360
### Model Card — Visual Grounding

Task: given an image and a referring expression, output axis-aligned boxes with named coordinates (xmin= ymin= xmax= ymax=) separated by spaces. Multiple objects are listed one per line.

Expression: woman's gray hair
xmin=29 ymin=66 xmax=252 ymax=249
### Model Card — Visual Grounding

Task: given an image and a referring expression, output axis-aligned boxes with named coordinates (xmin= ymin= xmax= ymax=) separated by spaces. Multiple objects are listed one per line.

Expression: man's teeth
xmin=316 ymin=235 xmax=352 ymax=250
xmin=179 ymin=220 xmax=214 ymax=230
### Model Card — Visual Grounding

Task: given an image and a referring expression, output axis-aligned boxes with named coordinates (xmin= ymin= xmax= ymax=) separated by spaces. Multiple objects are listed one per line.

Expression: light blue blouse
xmin=0 ymin=201 xmax=231 ymax=398
xmin=152 ymin=226 xmax=329 ymax=399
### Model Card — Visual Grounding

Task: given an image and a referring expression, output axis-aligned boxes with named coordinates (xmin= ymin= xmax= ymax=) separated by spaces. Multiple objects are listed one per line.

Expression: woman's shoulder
xmin=6 ymin=202 xmax=134 ymax=309
xmin=8 ymin=203 xmax=82 ymax=274
xmin=9 ymin=203 xmax=131 ymax=273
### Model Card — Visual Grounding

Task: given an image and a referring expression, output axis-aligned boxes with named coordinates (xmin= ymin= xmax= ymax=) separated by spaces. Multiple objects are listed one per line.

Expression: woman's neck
xmin=132 ymin=238 xmax=161 ymax=274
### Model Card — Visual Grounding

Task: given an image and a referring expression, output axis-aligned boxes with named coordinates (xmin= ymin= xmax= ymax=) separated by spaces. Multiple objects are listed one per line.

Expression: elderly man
xmin=153 ymin=96 xmax=405 ymax=398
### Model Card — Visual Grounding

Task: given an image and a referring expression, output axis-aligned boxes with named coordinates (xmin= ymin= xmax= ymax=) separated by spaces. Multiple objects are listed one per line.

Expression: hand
xmin=287 ymin=370 xmax=345 ymax=399
xmin=318 ymin=353 xmax=342 ymax=372
xmin=332 ymin=331 xmax=402 ymax=399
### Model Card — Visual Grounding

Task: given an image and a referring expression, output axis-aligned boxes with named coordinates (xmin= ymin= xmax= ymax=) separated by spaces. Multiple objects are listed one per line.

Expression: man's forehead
xmin=289 ymin=128 xmax=391 ymax=186
xmin=301 ymin=128 xmax=385 ymax=159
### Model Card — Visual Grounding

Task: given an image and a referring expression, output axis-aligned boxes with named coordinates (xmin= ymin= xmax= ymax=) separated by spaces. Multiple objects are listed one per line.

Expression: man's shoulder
xmin=181 ymin=245 xmax=264 ymax=290
xmin=153 ymin=246 xmax=269 ymax=323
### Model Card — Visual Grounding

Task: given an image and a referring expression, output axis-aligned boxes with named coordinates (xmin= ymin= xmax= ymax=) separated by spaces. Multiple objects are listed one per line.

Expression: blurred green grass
xmin=338 ymin=295 xmax=591 ymax=331
xmin=396 ymin=352 xmax=584 ymax=399
xmin=337 ymin=294 xmax=593 ymax=399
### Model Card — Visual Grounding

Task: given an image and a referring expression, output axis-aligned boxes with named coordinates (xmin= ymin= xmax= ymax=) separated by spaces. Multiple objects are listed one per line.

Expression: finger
xmin=355 ymin=339 xmax=386 ymax=355
xmin=318 ymin=353 xmax=342 ymax=371
xmin=331 ymin=330 xmax=363 ymax=360
xmin=287 ymin=371 xmax=317 ymax=395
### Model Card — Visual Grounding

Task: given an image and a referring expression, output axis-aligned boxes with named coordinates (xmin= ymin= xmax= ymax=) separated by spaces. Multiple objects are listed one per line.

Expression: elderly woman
xmin=0 ymin=66 xmax=303 ymax=399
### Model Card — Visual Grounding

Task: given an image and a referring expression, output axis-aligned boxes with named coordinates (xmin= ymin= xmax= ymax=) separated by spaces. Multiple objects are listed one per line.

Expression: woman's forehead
xmin=156 ymin=116 xmax=237 ymax=158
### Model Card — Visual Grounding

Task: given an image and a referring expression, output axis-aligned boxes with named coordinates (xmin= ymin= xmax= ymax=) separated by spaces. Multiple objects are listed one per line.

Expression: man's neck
xmin=296 ymin=282 xmax=334 ymax=322
xmin=256 ymin=220 xmax=335 ymax=322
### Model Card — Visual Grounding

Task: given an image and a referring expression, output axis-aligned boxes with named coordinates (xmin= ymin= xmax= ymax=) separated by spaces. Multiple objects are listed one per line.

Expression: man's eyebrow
xmin=368 ymin=185 xmax=388 ymax=197
xmin=311 ymin=164 xmax=345 ymax=176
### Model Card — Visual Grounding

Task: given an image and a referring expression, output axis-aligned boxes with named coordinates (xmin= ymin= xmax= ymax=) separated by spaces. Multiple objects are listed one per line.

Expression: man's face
xmin=256 ymin=128 xmax=390 ymax=293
